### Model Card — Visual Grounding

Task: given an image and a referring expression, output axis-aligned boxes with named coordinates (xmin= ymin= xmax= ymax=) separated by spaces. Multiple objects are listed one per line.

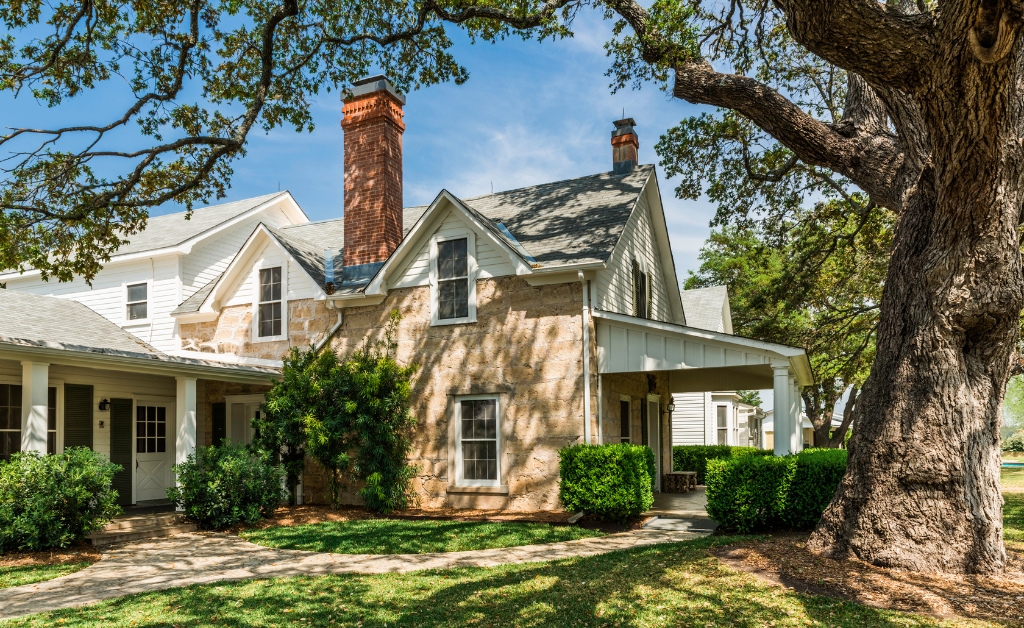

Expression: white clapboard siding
xmin=391 ymin=210 xmax=516 ymax=288
xmin=0 ymin=359 xmax=177 ymax=459
xmin=182 ymin=214 xmax=269 ymax=298
xmin=595 ymin=190 xmax=672 ymax=321
xmin=671 ymin=392 xmax=707 ymax=446
xmin=223 ymin=239 xmax=319 ymax=307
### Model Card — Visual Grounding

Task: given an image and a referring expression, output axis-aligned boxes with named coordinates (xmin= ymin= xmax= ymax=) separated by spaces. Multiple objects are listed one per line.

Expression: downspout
xmin=580 ymin=271 xmax=592 ymax=445
xmin=314 ymin=307 xmax=342 ymax=353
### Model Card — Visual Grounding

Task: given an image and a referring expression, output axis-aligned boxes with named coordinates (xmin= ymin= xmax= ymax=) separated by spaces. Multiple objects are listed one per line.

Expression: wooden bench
xmin=663 ymin=471 xmax=698 ymax=493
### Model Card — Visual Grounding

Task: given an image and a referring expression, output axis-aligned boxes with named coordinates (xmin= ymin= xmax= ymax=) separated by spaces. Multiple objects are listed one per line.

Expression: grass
xmin=1003 ymin=466 xmax=1024 ymax=490
xmin=3 ymin=537 xmax=989 ymax=628
xmin=0 ymin=562 xmax=91 ymax=589
xmin=1005 ymin=492 xmax=1024 ymax=549
xmin=240 ymin=519 xmax=605 ymax=554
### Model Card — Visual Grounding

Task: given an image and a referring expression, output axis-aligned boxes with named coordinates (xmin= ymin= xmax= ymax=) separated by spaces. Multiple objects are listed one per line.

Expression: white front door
xmin=135 ymin=404 xmax=172 ymax=502
xmin=647 ymin=396 xmax=661 ymax=492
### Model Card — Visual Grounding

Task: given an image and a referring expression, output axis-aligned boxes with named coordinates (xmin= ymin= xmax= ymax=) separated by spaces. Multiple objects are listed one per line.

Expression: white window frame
xmin=454 ymin=394 xmax=500 ymax=487
xmin=619 ymin=395 xmax=632 ymax=444
xmin=251 ymin=262 xmax=288 ymax=342
xmin=429 ymin=231 xmax=477 ymax=326
xmin=715 ymin=403 xmax=731 ymax=445
xmin=123 ymin=280 xmax=152 ymax=326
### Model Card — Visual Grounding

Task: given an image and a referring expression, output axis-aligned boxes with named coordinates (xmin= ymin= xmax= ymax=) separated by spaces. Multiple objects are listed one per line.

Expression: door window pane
xmin=136 ymin=405 xmax=167 ymax=453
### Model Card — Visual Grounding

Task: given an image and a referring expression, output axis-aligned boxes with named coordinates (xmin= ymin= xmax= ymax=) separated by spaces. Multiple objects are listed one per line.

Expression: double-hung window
xmin=258 ymin=267 xmax=282 ymax=338
xmin=0 ymin=384 xmax=21 ymax=461
xmin=457 ymin=397 xmax=499 ymax=486
xmin=437 ymin=239 xmax=469 ymax=320
xmin=716 ymin=405 xmax=729 ymax=445
xmin=126 ymin=283 xmax=148 ymax=322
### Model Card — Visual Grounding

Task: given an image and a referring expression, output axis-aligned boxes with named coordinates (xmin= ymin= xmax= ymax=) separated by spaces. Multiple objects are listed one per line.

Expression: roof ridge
xmin=459 ymin=164 xmax=654 ymax=202
xmin=147 ymin=191 xmax=287 ymax=222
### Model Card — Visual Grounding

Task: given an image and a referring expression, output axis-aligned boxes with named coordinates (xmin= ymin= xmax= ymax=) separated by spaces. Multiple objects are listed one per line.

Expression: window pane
xmin=1 ymin=432 xmax=20 ymax=461
xmin=137 ymin=437 xmax=146 ymax=453
xmin=259 ymin=303 xmax=281 ymax=337
xmin=156 ymin=438 xmax=165 ymax=453
xmin=718 ymin=428 xmax=728 ymax=445
xmin=272 ymin=302 xmax=282 ymax=336
xmin=157 ymin=407 xmax=166 ymax=423
xmin=128 ymin=302 xmax=148 ymax=320
xmin=717 ymin=406 xmax=728 ymax=428
xmin=148 ymin=406 xmax=156 ymax=422
xmin=148 ymin=437 xmax=157 ymax=452
xmin=48 ymin=387 xmax=57 ymax=431
xmin=438 ymin=239 xmax=468 ymax=280
xmin=127 ymin=283 xmax=147 ymax=303
xmin=0 ymin=384 xmax=8 ymax=407
xmin=438 ymin=281 xmax=457 ymax=320
xmin=157 ymin=421 xmax=165 ymax=437
xmin=47 ymin=431 xmax=56 ymax=455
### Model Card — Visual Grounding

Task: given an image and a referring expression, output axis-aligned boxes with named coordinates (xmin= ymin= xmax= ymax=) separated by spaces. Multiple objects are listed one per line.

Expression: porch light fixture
xmin=667 ymin=400 xmax=675 ymax=413
xmin=98 ymin=398 xmax=110 ymax=411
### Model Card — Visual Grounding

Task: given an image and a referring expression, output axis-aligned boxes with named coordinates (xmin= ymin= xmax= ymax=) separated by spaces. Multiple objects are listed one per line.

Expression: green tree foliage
xmin=737 ymin=390 xmax=761 ymax=407
xmin=686 ymin=202 xmax=892 ymax=447
xmin=258 ymin=311 xmax=417 ymax=512
xmin=0 ymin=0 xmax=579 ymax=282
xmin=1003 ymin=377 xmax=1024 ymax=435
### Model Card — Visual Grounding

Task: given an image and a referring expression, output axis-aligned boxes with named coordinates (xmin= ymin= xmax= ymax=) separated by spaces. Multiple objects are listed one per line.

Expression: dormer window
xmin=258 ymin=267 xmax=282 ymax=338
xmin=430 ymin=233 xmax=477 ymax=326
xmin=126 ymin=282 xmax=148 ymax=322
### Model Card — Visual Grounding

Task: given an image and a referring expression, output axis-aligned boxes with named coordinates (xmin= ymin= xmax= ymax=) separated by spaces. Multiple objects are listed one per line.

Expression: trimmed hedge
xmin=1005 ymin=430 xmax=1024 ymax=453
xmin=706 ymin=448 xmax=847 ymax=533
xmin=167 ymin=443 xmax=285 ymax=530
xmin=0 ymin=448 xmax=122 ymax=552
xmin=559 ymin=443 xmax=655 ymax=522
xmin=672 ymin=445 xmax=772 ymax=484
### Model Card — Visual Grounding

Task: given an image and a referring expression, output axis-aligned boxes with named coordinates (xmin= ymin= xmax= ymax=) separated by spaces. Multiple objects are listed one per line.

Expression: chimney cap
xmin=612 ymin=118 xmax=637 ymax=138
xmin=348 ymin=75 xmax=406 ymax=105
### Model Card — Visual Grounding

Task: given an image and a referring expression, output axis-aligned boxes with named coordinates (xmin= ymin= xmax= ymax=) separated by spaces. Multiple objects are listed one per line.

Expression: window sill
xmin=252 ymin=335 xmax=288 ymax=343
xmin=122 ymin=320 xmax=151 ymax=328
xmin=447 ymin=485 xmax=508 ymax=495
xmin=430 ymin=316 xmax=477 ymax=327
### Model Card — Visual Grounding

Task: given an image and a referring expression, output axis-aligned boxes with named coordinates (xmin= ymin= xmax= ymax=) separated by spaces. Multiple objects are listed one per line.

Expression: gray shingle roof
xmin=405 ymin=165 xmax=654 ymax=268
xmin=680 ymin=285 xmax=729 ymax=332
xmin=113 ymin=192 xmax=287 ymax=257
xmin=171 ymin=273 xmax=222 ymax=315
xmin=0 ymin=290 xmax=163 ymax=357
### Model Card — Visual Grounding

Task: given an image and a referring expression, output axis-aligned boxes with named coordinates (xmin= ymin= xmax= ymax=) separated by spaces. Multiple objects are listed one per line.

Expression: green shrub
xmin=1004 ymin=430 xmax=1024 ymax=453
xmin=706 ymin=448 xmax=847 ymax=533
xmin=167 ymin=443 xmax=285 ymax=530
xmin=672 ymin=445 xmax=771 ymax=484
xmin=558 ymin=443 xmax=654 ymax=522
xmin=0 ymin=448 xmax=121 ymax=552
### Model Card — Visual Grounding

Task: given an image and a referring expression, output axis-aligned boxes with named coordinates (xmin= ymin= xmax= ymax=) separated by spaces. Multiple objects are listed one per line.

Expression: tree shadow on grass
xmin=19 ymin=537 xmax=962 ymax=628
xmin=240 ymin=519 xmax=602 ymax=554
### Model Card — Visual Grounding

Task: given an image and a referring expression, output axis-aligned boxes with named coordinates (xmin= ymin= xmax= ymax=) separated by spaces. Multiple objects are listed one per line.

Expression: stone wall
xmin=180 ymin=299 xmax=336 ymax=360
xmin=188 ymin=275 xmax=594 ymax=512
xmin=599 ymin=372 xmax=673 ymax=479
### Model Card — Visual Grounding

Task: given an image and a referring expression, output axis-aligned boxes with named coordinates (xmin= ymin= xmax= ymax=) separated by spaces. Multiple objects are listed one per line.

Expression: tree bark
xmin=808 ymin=18 xmax=1024 ymax=571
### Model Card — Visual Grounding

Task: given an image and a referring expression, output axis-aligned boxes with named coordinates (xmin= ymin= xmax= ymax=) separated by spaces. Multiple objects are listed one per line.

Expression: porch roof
xmin=593 ymin=309 xmax=813 ymax=392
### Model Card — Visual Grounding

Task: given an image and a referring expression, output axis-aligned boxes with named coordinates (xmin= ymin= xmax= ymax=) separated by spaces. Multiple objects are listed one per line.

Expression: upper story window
xmin=258 ymin=267 xmax=282 ymax=338
xmin=632 ymin=259 xmax=651 ymax=319
xmin=126 ymin=283 xmax=148 ymax=321
xmin=431 ymin=234 xmax=476 ymax=326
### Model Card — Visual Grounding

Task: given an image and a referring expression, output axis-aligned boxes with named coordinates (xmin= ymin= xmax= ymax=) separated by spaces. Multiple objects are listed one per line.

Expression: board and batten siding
xmin=0 ymin=359 xmax=177 ymax=459
xmin=391 ymin=210 xmax=516 ymax=289
xmin=671 ymin=392 xmax=709 ymax=446
xmin=595 ymin=190 xmax=673 ymax=322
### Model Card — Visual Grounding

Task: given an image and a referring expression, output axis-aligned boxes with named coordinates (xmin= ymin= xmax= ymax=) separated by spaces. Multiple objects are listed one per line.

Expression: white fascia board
xmin=171 ymin=350 xmax=283 ymax=369
xmin=364 ymin=190 xmax=533 ymax=297
xmin=642 ymin=173 xmax=687 ymax=325
xmin=0 ymin=345 xmax=279 ymax=384
xmin=0 ymin=192 xmax=308 ymax=281
xmin=170 ymin=311 xmax=220 ymax=322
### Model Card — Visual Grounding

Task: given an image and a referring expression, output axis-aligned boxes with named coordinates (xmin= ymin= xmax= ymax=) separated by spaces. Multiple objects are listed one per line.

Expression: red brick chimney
xmin=341 ymin=75 xmax=406 ymax=267
xmin=611 ymin=118 xmax=639 ymax=175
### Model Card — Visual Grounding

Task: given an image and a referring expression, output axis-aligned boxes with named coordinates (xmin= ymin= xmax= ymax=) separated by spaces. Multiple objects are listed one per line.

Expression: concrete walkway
xmin=0 ymin=528 xmax=706 ymax=620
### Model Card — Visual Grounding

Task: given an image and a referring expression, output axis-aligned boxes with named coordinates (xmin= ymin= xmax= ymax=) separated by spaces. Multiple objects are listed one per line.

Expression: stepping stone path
xmin=0 ymin=528 xmax=707 ymax=620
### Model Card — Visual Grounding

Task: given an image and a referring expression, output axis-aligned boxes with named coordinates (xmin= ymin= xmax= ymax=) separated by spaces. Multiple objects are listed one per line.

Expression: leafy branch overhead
xmin=0 ymin=0 xmax=581 ymax=282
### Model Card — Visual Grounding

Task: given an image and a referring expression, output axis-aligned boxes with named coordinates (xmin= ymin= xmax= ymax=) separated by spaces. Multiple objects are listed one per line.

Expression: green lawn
xmin=0 ymin=562 xmax=91 ymax=589
xmin=3 ymin=537 xmax=988 ymax=628
xmin=240 ymin=519 xmax=605 ymax=554
xmin=1005 ymin=492 xmax=1024 ymax=548
xmin=1003 ymin=466 xmax=1024 ymax=490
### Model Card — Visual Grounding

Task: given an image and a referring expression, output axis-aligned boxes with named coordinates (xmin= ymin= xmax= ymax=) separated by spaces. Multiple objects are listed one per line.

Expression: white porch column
xmin=175 ymin=377 xmax=197 ymax=465
xmin=20 ymin=362 xmax=49 ymax=454
xmin=789 ymin=375 xmax=802 ymax=453
xmin=772 ymin=363 xmax=792 ymax=456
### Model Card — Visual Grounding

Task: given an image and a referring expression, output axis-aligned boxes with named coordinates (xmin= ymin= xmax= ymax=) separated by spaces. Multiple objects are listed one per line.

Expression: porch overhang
xmin=593 ymin=309 xmax=813 ymax=389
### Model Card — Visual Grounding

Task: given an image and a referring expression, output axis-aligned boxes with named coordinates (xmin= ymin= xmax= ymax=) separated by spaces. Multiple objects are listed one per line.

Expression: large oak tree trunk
xmin=809 ymin=47 xmax=1024 ymax=572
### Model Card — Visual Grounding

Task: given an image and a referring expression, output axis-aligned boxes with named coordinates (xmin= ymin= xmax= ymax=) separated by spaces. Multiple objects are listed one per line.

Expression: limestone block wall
xmin=183 ymin=276 xmax=594 ymax=512
xmin=180 ymin=299 xmax=336 ymax=360
xmin=599 ymin=372 xmax=673 ymax=479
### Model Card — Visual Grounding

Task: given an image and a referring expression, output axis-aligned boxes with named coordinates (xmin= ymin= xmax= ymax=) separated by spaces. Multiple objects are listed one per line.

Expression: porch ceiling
xmin=593 ymin=309 xmax=813 ymax=388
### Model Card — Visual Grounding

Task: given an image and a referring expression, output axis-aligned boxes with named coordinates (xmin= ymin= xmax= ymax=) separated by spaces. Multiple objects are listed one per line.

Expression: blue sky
xmin=2 ymin=10 xmax=715 ymax=275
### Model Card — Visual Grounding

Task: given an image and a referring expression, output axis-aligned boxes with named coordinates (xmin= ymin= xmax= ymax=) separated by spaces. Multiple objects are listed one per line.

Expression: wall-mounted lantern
xmin=98 ymin=398 xmax=110 ymax=411
xmin=667 ymin=400 xmax=676 ymax=413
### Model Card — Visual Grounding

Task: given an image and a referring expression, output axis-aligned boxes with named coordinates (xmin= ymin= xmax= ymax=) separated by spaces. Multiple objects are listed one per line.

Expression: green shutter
xmin=212 ymin=402 xmax=226 ymax=447
xmin=632 ymin=259 xmax=641 ymax=317
xmin=63 ymin=384 xmax=93 ymax=450
xmin=110 ymin=398 xmax=133 ymax=506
